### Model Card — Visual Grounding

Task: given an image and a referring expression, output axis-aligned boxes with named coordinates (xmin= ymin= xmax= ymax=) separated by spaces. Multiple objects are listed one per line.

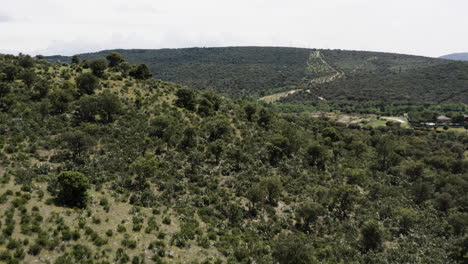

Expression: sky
xmin=0 ymin=0 xmax=467 ymax=57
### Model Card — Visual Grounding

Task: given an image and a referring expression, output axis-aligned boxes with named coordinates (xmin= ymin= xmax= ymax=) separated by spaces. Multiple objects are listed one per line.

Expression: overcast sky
xmin=0 ymin=0 xmax=467 ymax=57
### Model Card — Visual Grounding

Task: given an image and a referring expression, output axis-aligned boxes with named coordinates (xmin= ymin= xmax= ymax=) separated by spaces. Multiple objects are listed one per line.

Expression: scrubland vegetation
xmin=0 ymin=53 xmax=466 ymax=263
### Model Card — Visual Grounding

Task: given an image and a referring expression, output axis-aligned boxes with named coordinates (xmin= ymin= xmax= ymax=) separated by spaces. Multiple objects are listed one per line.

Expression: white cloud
xmin=0 ymin=0 xmax=467 ymax=56
xmin=0 ymin=12 xmax=11 ymax=22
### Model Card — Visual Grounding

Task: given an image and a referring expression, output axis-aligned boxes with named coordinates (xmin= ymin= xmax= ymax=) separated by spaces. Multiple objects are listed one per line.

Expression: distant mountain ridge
xmin=440 ymin=53 xmax=468 ymax=61
xmin=46 ymin=47 xmax=468 ymax=104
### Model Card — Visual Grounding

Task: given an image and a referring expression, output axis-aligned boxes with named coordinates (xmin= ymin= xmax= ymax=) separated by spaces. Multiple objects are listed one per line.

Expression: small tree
xmin=21 ymin=69 xmax=37 ymax=88
xmin=257 ymin=108 xmax=272 ymax=129
xmin=61 ymin=130 xmax=95 ymax=161
xmin=296 ymin=201 xmax=324 ymax=232
xmin=71 ymin=56 xmax=80 ymax=64
xmin=76 ymin=73 xmax=100 ymax=95
xmin=3 ymin=64 xmax=20 ymax=81
xmin=266 ymin=135 xmax=293 ymax=166
xmin=31 ymin=78 xmax=50 ymax=100
xmin=208 ymin=139 xmax=225 ymax=163
xmin=54 ymin=171 xmax=90 ymax=208
xmin=96 ymin=91 xmax=122 ymax=123
xmin=306 ymin=143 xmax=330 ymax=171
xmin=261 ymin=177 xmax=282 ymax=205
xmin=89 ymin=58 xmax=107 ymax=77
xmin=175 ymin=88 xmax=196 ymax=110
xmin=129 ymin=64 xmax=152 ymax=80
xmin=130 ymin=154 xmax=159 ymax=190
xmin=106 ymin=52 xmax=125 ymax=67
xmin=273 ymin=233 xmax=314 ymax=264
xmin=0 ymin=83 xmax=11 ymax=97
xmin=245 ymin=184 xmax=267 ymax=213
xmin=244 ymin=104 xmax=256 ymax=121
xmin=18 ymin=54 xmax=35 ymax=68
xmin=360 ymin=220 xmax=383 ymax=252
xmin=119 ymin=62 xmax=132 ymax=77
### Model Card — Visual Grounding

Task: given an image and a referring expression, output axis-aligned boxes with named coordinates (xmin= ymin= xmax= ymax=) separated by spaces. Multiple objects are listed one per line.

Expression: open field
xmin=307 ymin=112 xmax=410 ymax=128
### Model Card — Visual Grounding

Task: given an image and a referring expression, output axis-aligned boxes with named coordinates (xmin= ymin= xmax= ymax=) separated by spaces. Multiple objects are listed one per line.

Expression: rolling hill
xmin=46 ymin=47 xmax=468 ymax=104
xmin=440 ymin=53 xmax=468 ymax=61
xmin=1 ymin=53 xmax=467 ymax=264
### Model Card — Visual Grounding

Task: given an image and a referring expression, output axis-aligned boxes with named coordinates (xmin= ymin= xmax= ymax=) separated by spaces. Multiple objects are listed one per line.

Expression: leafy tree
xmin=200 ymin=91 xmax=221 ymax=111
xmin=74 ymin=93 xmax=121 ymax=123
xmin=246 ymin=184 xmax=267 ymax=213
xmin=261 ymin=177 xmax=282 ymax=205
xmin=95 ymin=91 xmax=122 ymax=123
xmin=54 ymin=244 xmax=93 ymax=264
xmin=18 ymin=54 xmax=35 ymax=68
xmin=75 ymin=95 xmax=100 ymax=122
xmin=448 ymin=212 xmax=468 ymax=235
xmin=106 ymin=52 xmax=125 ymax=67
xmin=197 ymin=97 xmax=214 ymax=117
xmin=332 ymin=184 xmax=361 ymax=219
xmin=360 ymin=220 xmax=383 ymax=252
xmin=306 ymin=143 xmax=330 ymax=171
xmin=21 ymin=69 xmax=37 ymax=88
xmin=405 ymin=162 xmax=425 ymax=181
xmin=119 ymin=62 xmax=132 ymax=77
xmin=396 ymin=208 xmax=418 ymax=234
xmin=48 ymin=88 xmax=75 ymax=114
xmin=89 ymin=58 xmax=107 ymax=77
xmin=205 ymin=116 xmax=231 ymax=141
xmin=3 ymin=64 xmax=19 ymax=81
xmin=175 ymin=88 xmax=196 ymax=111
xmin=296 ymin=201 xmax=324 ymax=232
xmin=179 ymin=127 xmax=197 ymax=149
xmin=71 ymin=56 xmax=80 ymax=64
xmin=130 ymin=154 xmax=159 ymax=190
xmin=322 ymin=127 xmax=340 ymax=142
xmin=273 ymin=233 xmax=314 ymax=264
xmin=129 ymin=64 xmax=152 ymax=80
xmin=450 ymin=235 xmax=468 ymax=263
xmin=76 ymin=72 xmax=100 ymax=95
xmin=31 ymin=78 xmax=50 ymax=100
xmin=435 ymin=192 xmax=453 ymax=212
xmin=375 ymin=136 xmax=400 ymax=171
xmin=412 ymin=180 xmax=433 ymax=204
xmin=0 ymin=83 xmax=11 ymax=97
xmin=61 ymin=130 xmax=95 ymax=161
xmin=130 ymin=154 xmax=159 ymax=179
xmin=257 ymin=108 xmax=272 ymax=129
xmin=208 ymin=139 xmax=225 ymax=163
xmin=266 ymin=135 xmax=293 ymax=166
xmin=197 ymin=91 xmax=221 ymax=117
xmin=54 ymin=171 xmax=90 ymax=208
xmin=244 ymin=104 xmax=257 ymax=121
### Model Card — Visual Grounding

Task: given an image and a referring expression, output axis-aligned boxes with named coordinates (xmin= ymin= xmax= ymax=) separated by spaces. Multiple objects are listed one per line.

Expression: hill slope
xmin=46 ymin=47 xmax=468 ymax=104
xmin=440 ymin=53 xmax=468 ymax=61
xmin=0 ymin=54 xmax=467 ymax=263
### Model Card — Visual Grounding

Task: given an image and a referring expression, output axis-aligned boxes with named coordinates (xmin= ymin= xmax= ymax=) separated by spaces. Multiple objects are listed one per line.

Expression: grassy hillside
xmin=45 ymin=47 xmax=468 ymax=104
xmin=1 ymin=54 xmax=467 ymax=264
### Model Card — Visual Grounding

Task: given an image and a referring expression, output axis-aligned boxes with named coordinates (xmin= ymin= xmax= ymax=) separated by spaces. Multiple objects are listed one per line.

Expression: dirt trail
xmin=259 ymin=51 xmax=344 ymax=103
xmin=306 ymin=51 xmax=344 ymax=84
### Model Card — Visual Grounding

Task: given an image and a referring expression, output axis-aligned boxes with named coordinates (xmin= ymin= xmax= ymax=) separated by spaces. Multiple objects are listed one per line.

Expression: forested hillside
xmin=283 ymin=61 xmax=468 ymax=104
xmin=0 ymin=53 xmax=467 ymax=264
xmin=45 ymin=47 xmax=468 ymax=104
